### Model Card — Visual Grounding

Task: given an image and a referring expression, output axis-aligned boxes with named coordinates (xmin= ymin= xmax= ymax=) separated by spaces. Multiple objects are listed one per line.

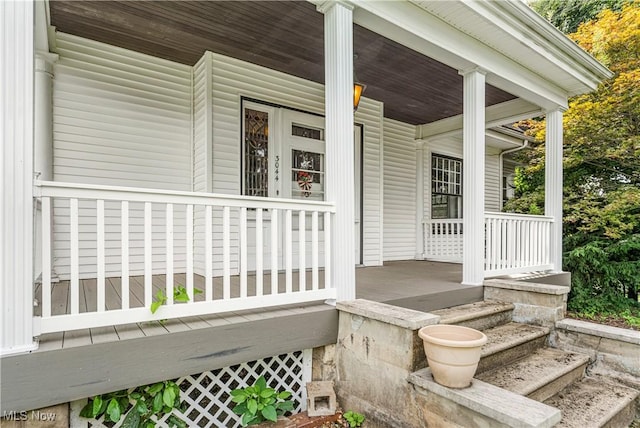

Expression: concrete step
xmin=544 ymin=377 xmax=639 ymax=428
xmin=476 ymin=347 xmax=590 ymax=402
xmin=477 ymin=322 xmax=550 ymax=373
xmin=432 ymin=301 xmax=515 ymax=331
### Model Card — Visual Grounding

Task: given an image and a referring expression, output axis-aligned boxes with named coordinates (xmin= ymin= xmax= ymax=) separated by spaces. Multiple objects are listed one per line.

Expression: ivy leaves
xmin=79 ymin=381 xmax=186 ymax=428
xmin=150 ymin=285 xmax=203 ymax=314
xmin=230 ymin=376 xmax=294 ymax=426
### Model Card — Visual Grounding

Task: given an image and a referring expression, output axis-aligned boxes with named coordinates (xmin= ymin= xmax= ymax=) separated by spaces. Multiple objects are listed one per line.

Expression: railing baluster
xmin=298 ymin=210 xmax=306 ymax=292
xmin=492 ymin=218 xmax=499 ymax=271
xmin=483 ymin=217 xmax=490 ymax=271
xmin=516 ymin=220 xmax=522 ymax=268
xmin=166 ymin=203 xmax=174 ymax=305
xmin=507 ymin=218 xmax=514 ymax=270
xmin=42 ymin=196 xmax=52 ymax=317
xmin=70 ymin=198 xmax=79 ymax=315
xmin=121 ymin=200 xmax=129 ymax=310
xmin=96 ymin=199 xmax=105 ymax=312
xmin=523 ymin=221 xmax=535 ymax=264
xmin=537 ymin=221 xmax=543 ymax=266
xmin=255 ymin=208 xmax=263 ymax=297
xmin=240 ymin=207 xmax=247 ymax=298
xmin=205 ymin=205 xmax=213 ymax=300
xmin=324 ymin=212 xmax=331 ymax=290
xmin=271 ymin=208 xmax=278 ymax=295
xmin=312 ymin=211 xmax=319 ymax=291
xmin=223 ymin=206 xmax=230 ymax=300
xmin=186 ymin=204 xmax=194 ymax=300
xmin=285 ymin=209 xmax=293 ymax=294
xmin=144 ymin=202 xmax=152 ymax=307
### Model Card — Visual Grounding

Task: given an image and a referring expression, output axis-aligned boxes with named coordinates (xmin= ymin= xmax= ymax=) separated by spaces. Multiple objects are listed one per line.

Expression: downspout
xmin=498 ymin=140 xmax=528 ymax=208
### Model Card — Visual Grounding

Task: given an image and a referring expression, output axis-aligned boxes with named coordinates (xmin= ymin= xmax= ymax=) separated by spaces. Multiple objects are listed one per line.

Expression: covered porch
xmin=2 ymin=0 xmax=610 ymax=361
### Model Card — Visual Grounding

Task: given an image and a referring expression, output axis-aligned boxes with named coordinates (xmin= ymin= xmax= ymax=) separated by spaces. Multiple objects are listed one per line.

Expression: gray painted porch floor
xmin=34 ymin=260 xmax=480 ymax=352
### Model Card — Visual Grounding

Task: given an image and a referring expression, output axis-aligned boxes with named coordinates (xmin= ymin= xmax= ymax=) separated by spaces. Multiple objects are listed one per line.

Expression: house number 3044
xmin=274 ymin=156 xmax=279 ymax=181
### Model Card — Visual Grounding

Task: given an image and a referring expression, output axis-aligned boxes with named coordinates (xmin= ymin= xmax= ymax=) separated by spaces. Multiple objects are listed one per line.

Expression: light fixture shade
xmin=354 ymin=81 xmax=366 ymax=112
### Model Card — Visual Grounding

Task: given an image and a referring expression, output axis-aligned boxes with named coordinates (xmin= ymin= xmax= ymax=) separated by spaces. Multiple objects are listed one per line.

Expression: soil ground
xmin=566 ymin=312 xmax=639 ymax=331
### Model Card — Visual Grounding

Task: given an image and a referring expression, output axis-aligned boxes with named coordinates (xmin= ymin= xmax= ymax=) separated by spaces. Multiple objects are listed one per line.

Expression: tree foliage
xmin=530 ymin=0 xmax=630 ymax=33
xmin=507 ymin=3 xmax=640 ymax=320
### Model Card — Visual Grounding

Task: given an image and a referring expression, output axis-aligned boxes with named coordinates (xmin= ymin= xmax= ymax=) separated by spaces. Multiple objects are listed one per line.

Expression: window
xmin=502 ymin=172 xmax=515 ymax=207
xmin=243 ymin=108 xmax=269 ymax=197
xmin=431 ymin=154 xmax=462 ymax=219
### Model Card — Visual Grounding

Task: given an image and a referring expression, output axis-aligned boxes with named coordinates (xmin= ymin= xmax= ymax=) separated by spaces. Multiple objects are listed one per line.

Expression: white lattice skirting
xmin=70 ymin=350 xmax=312 ymax=428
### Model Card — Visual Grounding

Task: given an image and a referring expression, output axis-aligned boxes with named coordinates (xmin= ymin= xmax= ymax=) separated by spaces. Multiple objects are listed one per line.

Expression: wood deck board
xmin=50 ymin=281 xmax=69 ymax=316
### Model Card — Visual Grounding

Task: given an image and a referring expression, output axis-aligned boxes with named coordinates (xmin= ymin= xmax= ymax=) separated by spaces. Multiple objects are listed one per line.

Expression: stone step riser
xmin=527 ymin=362 xmax=587 ymax=403
xmin=478 ymin=335 xmax=546 ymax=374
xmin=602 ymin=398 xmax=638 ymax=428
xmin=448 ymin=309 xmax=514 ymax=331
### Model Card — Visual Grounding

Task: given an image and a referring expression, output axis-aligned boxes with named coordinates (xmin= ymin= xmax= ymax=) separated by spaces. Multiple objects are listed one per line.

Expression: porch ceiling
xmin=48 ymin=0 xmax=516 ymax=125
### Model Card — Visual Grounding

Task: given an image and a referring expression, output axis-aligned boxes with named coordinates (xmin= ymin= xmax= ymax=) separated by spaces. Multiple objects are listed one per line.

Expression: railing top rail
xmin=34 ymin=180 xmax=336 ymax=212
xmin=422 ymin=218 xmax=463 ymax=224
xmin=484 ymin=211 xmax=554 ymax=221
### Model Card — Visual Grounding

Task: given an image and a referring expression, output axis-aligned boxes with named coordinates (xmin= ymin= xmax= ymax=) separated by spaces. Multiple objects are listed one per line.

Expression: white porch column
xmin=1 ymin=0 xmax=37 ymax=354
xmin=319 ymin=1 xmax=356 ymax=301
xmin=415 ymin=140 xmax=425 ymax=259
xmin=545 ymin=108 xmax=564 ymax=272
xmin=461 ymin=68 xmax=486 ymax=286
xmin=34 ymin=52 xmax=58 ymax=281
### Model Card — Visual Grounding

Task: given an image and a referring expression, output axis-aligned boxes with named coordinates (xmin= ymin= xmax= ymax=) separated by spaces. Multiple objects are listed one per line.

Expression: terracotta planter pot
xmin=418 ymin=324 xmax=488 ymax=388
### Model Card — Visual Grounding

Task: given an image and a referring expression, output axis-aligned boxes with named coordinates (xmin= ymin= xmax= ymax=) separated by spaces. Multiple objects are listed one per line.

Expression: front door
xmin=243 ymin=102 xmax=362 ymax=271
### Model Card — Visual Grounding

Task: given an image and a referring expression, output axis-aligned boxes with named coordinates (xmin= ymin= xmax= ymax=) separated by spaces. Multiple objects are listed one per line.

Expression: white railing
xmin=423 ymin=218 xmax=463 ymax=263
xmin=34 ymin=181 xmax=335 ymax=335
xmin=422 ymin=212 xmax=554 ymax=276
xmin=484 ymin=212 xmax=553 ymax=276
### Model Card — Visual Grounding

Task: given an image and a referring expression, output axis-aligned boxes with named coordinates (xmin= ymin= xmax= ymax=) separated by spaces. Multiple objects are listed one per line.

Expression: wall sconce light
xmin=354 ymin=55 xmax=366 ymax=112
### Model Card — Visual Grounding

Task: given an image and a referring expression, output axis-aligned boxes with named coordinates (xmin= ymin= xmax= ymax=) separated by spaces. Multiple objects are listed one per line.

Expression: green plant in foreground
xmin=344 ymin=410 xmax=365 ymax=427
xmin=151 ymin=285 xmax=203 ymax=314
xmin=230 ymin=376 xmax=294 ymax=426
xmin=80 ymin=380 xmax=185 ymax=428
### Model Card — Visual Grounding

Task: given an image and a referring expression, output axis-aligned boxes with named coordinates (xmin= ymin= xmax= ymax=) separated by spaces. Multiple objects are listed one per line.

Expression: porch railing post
xmin=460 ymin=68 xmax=486 ymax=286
xmin=545 ymin=108 xmax=564 ymax=272
xmin=34 ymin=52 xmax=58 ymax=282
xmin=1 ymin=0 xmax=38 ymax=355
xmin=319 ymin=0 xmax=356 ymax=301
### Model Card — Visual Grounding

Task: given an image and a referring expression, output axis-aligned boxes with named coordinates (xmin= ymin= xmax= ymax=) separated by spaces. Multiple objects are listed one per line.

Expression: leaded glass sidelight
xmin=244 ymin=108 xmax=269 ymax=197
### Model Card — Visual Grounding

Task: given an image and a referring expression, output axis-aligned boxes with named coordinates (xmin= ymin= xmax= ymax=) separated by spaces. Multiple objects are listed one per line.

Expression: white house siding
xmin=485 ymin=147 xmax=502 ymax=212
xmin=383 ymin=119 xmax=416 ymax=261
xmin=198 ymin=52 xmax=383 ymax=268
xmin=357 ymin=101 xmax=384 ymax=266
xmin=52 ymin=33 xmax=192 ymax=279
xmin=192 ymin=54 xmax=209 ymax=275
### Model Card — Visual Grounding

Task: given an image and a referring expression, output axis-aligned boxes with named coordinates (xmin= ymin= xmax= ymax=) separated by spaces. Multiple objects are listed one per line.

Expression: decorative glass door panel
xmin=291 ymin=149 xmax=324 ymax=202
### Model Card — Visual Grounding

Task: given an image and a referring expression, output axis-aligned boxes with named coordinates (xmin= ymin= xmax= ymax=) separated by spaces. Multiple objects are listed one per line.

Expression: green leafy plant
xmin=230 ymin=376 xmax=294 ymax=426
xmin=79 ymin=380 xmax=186 ymax=428
xmin=343 ymin=410 xmax=365 ymax=428
xmin=151 ymin=285 xmax=203 ymax=314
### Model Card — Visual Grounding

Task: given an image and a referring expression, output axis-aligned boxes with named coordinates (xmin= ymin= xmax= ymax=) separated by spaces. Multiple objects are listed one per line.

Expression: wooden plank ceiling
xmin=49 ymin=0 xmax=515 ymax=125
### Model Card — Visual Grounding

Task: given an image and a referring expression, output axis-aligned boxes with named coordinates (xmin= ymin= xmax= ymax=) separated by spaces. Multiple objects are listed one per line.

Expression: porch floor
xmin=4 ymin=261 xmax=481 ymax=412
xmin=34 ymin=260 xmax=477 ymax=352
